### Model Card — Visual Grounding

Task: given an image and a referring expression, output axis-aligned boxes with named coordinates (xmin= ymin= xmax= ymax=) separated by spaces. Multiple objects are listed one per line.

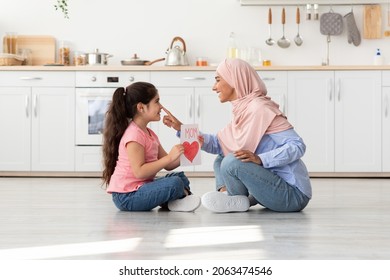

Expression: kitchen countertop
xmin=1 ymin=65 xmax=390 ymax=71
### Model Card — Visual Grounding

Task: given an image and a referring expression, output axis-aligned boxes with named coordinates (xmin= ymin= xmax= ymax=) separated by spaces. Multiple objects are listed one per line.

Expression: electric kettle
xmin=165 ymin=36 xmax=189 ymax=66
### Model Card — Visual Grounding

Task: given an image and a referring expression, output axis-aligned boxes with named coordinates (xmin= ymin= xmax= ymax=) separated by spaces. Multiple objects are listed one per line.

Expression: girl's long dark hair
xmin=102 ymin=82 xmax=157 ymax=187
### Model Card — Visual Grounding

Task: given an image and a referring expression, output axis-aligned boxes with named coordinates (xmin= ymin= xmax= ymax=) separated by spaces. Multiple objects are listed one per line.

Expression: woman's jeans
xmin=214 ymin=154 xmax=309 ymax=212
xmin=112 ymin=172 xmax=190 ymax=211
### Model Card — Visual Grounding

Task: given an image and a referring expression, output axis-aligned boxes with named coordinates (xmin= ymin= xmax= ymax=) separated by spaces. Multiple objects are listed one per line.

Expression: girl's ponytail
xmin=102 ymin=87 xmax=130 ymax=186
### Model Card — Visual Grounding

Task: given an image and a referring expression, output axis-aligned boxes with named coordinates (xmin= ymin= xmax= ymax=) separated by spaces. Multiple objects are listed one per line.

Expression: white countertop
xmin=1 ymin=65 xmax=390 ymax=71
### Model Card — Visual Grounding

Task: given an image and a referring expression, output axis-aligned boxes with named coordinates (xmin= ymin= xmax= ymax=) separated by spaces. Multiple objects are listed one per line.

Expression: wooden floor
xmin=0 ymin=176 xmax=389 ymax=260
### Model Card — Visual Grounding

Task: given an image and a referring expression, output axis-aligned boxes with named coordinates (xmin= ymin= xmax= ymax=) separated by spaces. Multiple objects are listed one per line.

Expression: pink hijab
xmin=217 ymin=58 xmax=292 ymax=155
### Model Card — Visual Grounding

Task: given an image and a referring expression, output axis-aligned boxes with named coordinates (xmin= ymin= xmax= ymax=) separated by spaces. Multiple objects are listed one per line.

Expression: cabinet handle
xmin=197 ymin=94 xmax=201 ymax=118
xmin=182 ymin=77 xmax=206 ymax=81
xmin=262 ymin=77 xmax=276 ymax=81
xmin=282 ymin=94 xmax=286 ymax=114
xmin=25 ymin=95 xmax=30 ymax=117
xmin=33 ymin=94 xmax=38 ymax=117
xmin=189 ymin=95 xmax=193 ymax=118
xmin=328 ymin=78 xmax=333 ymax=101
xmin=19 ymin=77 xmax=43 ymax=80
xmin=386 ymin=94 xmax=389 ymax=118
xmin=337 ymin=78 xmax=341 ymax=101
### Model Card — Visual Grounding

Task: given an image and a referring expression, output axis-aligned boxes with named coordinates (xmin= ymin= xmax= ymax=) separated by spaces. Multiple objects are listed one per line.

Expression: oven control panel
xmin=76 ymin=72 xmax=150 ymax=87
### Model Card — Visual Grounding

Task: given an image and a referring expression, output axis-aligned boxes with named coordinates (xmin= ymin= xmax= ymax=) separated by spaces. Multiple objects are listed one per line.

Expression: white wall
xmin=1 ymin=0 xmax=390 ymax=66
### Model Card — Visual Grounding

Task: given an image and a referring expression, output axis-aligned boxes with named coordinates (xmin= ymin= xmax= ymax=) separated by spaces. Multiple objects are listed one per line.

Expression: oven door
xmin=75 ymin=88 xmax=114 ymax=146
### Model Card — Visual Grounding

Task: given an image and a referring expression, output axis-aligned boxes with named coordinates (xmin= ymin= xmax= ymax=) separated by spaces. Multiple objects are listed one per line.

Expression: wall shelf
xmin=240 ymin=0 xmax=386 ymax=6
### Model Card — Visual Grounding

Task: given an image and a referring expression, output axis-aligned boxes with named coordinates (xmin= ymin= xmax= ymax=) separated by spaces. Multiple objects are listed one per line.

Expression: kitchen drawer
xmin=76 ymin=71 xmax=150 ymax=87
xmin=151 ymin=71 xmax=215 ymax=87
xmin=0 ymin=71 xmax=75 ymax=87
xmin=257 ymin=71 xmax=288 ymax=87
xmin=382 ymin=71 xmax=390 ymax=86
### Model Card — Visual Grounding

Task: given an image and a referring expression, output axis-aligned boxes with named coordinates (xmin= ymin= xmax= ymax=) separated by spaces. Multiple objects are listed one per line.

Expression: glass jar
xmin=3 ymin=32 xmax=18 ymax=54
xmin=73 ymin=51 xmax=86 ymax=66
xmin=58 ymin=41 xmax=70 ymax=65
xmin=18 ymin=48 xmax=32 ymax=65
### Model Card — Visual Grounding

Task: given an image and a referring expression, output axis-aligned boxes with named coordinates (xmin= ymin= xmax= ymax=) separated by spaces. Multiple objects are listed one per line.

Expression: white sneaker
xmin=168 ymin=195 xmax=201 ymax=212
xmin=201 ymin=191 xmax=250 ymax=213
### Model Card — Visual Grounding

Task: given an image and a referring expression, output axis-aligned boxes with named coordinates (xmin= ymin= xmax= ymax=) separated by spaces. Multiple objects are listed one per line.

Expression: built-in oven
xmin=75 ymin=71 xmax=150 ymax=171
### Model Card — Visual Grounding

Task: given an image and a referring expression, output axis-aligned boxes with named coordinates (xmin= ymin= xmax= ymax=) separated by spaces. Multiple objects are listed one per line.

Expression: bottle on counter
xmin=374 ymin=48 xmax=384 ymax=65
xmin=227 ymin=32 xmax=239 ymax=59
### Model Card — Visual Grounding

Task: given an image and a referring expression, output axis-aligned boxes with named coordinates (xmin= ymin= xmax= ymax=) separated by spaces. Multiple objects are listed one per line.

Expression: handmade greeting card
xmin=180 ymin=124 xmax=201 ymax=166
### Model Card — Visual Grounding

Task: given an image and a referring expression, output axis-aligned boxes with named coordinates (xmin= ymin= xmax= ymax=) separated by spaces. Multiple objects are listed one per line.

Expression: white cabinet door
xmin=383 ymin=87 xmax=390 ymax=171
xmin=195 ymin=88 xmax=232 ymax=171
xmin=31 ymin=87 xmax=75 ymax=171
xmin=334 ymin=71 xmax=381 ymax=172
xmin=288 ymin=71 xmax=335 ymax=172
xmin=149 ymin=87 xmax=194 ymax=172
xmin=0 ymin=87 xmax=31 ymax=171
xmin=258 ymin=71 xmax=288 ymax=115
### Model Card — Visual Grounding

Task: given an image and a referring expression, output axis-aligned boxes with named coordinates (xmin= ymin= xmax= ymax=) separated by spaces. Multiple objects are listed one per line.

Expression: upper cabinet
xmin=240 ymin=0 xmax=387 ymax=5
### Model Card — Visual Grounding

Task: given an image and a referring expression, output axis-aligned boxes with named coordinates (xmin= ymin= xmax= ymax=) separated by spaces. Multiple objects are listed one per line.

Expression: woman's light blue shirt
xmin=201 ymin=128 xmax=312 ymax=199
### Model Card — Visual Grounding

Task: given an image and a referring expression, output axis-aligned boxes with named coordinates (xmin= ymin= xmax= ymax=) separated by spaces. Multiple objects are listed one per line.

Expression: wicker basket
xmin=0 ymin=53 xmax=24 ymax=66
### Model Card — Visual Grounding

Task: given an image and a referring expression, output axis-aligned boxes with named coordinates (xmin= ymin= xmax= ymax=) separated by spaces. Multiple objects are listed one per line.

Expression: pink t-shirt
xmin=106 ymin=122 xmax=160 ymax=194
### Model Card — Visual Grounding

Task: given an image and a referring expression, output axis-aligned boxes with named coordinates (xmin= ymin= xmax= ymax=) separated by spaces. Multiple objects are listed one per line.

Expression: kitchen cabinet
xmin=150 ymin=71 xmax=231 ymax=172
xmin=288 ymin=70 xmax=381 ymax=173
xmin=382 ymin=71 xmax=390 ymax=172
xmin=257 ymin=71 xmax=287 ymax=115
xmin=0 ymin=72 xmax=75 ymax=172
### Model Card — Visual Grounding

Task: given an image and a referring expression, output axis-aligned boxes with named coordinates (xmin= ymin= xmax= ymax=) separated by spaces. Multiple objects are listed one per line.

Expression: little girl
xmin=102 ymin=82 xmax=200 ymax=212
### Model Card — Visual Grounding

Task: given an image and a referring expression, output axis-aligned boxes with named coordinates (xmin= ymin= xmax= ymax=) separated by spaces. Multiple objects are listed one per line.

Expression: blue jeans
xmin=214 ymin=154 xmax=309 ymax=212
xmin=112 ymin=172 xmax=190 ymax=211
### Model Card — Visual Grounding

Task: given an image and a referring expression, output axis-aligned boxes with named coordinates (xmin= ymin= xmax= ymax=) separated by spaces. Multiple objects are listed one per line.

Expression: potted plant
xmin=54 ymin=0 xmax=69 ymax=19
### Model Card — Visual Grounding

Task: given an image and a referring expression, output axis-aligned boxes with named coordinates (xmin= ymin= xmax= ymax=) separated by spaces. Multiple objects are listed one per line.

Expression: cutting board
xmin=363 ymin=5 xmax=382 ymax=39
xmin=16 ymin=35 xmax=56 ymax=65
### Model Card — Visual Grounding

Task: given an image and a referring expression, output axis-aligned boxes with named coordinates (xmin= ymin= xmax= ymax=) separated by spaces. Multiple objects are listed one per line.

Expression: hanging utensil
xmin=277 ymin=8 xmax=290 ymax=48
xmin=320 ymin=8 xmax=343 ymax=65
xmin=294 ymin=7 xmax=303 ymax=46
xmin=265 ymin=8 xmax=275 ymax=46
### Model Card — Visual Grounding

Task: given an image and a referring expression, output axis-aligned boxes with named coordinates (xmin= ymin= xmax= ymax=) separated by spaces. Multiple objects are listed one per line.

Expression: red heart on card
xmin=183 ymin=141 xmax=199 ymax=162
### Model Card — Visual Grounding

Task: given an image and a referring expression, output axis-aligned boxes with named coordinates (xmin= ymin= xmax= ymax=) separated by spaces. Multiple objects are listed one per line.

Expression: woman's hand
xmin=198 ymin=135 xmax=204 ymax=147
xmin=234 ymin=150 xmax=262 ymax=165
xmin=162 ymin=106 xmax=182 ymax=131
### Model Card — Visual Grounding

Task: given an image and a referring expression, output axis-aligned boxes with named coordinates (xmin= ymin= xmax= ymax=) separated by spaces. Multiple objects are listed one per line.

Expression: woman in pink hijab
xmin=163 ymin=58 xmax=311 ymax=213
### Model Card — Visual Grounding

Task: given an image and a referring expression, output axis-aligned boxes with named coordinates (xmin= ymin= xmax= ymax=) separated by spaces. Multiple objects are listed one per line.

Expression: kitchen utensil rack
xmin=241 ymin=0 xmax=388 ymax=6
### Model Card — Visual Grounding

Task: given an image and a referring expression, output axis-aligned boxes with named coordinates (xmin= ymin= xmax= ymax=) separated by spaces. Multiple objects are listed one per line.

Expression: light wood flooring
xmin=0 ymin=176 xmax=389 ymax=260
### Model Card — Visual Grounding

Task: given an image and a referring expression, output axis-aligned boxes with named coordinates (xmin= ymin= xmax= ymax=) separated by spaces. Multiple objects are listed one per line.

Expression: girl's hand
xmin=168 ymin=144 xmax=184 ymax=161
xmin=234 ymin=150 xmax=262 ymax=165
xmin=162 ymin=106 xmax=182 ymax=131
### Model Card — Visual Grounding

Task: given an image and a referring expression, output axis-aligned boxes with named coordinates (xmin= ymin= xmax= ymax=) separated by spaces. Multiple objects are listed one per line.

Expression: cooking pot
xmin=85 ymin=49 xmax=113 ymax=65
xmin=165 ymin=36 xmax=189 ymax=66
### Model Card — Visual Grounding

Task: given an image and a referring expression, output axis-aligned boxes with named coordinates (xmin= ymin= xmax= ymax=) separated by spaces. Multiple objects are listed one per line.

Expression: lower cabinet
xmin=382 ymin=72 xmax=390 ymax=172
xmin=288 ymin=70 xmax=382 ymax=173
xmin=0 ymin=85 xmax=75 ymax=171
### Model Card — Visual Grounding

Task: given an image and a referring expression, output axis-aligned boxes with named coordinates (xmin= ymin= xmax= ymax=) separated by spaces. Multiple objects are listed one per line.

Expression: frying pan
xmin=121 ymin=54 xmax=165 ymax=66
